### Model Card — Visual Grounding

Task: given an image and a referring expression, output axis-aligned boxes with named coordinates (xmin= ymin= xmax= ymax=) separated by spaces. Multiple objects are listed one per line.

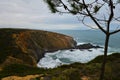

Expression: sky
xmin=0 ymin=0 xmax=88 ymax=30
xmin=0 ymin=0 xmax=119 ymax=30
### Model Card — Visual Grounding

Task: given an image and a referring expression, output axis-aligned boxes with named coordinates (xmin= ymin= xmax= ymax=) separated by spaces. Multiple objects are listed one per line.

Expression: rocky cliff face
xmin=0 ymin=29 xmax=76 ymax=68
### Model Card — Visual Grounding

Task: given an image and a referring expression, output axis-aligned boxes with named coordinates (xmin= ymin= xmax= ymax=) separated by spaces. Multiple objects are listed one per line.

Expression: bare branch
xmin=107 ymin=0 xmax=114 ymax=32
xmin=110 ymin=29 xmax=120 ymax=35
xmin=94 ymin=17 xmax=108 ymax=22
xmin=59 ymin=0 xmax=88 ymax=15
xmin=82 ymin=0 xmax=106 ymax=34
xmin=77 ymin=16 xmax=98 ymax=29
xmin=114 ymin=17 xmax=120 ymax=22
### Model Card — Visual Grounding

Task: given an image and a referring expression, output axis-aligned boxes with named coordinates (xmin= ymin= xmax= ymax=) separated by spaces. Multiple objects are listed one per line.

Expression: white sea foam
xmin=37 ymin=48 xmax=112 ymax=68
xmin=77 ymin=42 xmax=85 ymax=45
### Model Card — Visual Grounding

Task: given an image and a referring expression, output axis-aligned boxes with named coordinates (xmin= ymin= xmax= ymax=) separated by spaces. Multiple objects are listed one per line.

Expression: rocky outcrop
xmin=76 ymin=43 xmax=102 ymax=49
xmin=0 ymin=28 xmax=76 ymax=68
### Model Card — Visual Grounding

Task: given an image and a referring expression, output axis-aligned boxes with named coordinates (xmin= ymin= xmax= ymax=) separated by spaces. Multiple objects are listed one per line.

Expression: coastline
xmin=0 ymin=28 xmax=119 ymax=80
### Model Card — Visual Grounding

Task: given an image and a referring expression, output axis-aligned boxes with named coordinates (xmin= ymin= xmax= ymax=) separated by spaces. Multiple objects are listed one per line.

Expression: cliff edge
xmin=0 ymin=28 xmax=76 ymax=68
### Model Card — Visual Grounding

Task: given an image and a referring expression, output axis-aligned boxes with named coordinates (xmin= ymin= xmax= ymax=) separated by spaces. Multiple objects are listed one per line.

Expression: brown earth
xmin=1 ymin=74 xmax=43 ymax=80
xmin=0 ymin=29 xmax=76 ymax=69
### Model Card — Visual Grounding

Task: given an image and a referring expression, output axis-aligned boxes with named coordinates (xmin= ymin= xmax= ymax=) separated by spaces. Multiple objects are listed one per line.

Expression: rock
xmin=0 ymin=28 xmax=76 ymax=68
xmin=76 ymin=43 xmax=102 ymax=49
xmin=70 ymin=49 xmax=74 ymax=52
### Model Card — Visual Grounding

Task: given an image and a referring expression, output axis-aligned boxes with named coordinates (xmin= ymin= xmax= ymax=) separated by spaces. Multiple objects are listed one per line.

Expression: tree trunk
xmin=99 ymin=34 xmax=110 ymax=80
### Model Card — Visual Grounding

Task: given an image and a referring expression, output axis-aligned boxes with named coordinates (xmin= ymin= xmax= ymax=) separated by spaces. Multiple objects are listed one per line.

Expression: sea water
xmin=37 ymin=30 xmax=120 ymax=68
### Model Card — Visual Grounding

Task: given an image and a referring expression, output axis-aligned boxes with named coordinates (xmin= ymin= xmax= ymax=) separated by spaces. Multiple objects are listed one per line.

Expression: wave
xmin=77 ymin=42 xmax=85 ymax=45
xmin=37 ymin=47 xmax=112 ymax=68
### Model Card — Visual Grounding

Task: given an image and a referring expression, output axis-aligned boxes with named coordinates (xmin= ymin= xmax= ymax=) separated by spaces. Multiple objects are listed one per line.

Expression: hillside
xmin=0 ymin=28 xmax=119 ymax=80
xmin=0 ymin=28 xmax=76 ymax=69
xmin=0 ymin=53 xmax=119 ymax=80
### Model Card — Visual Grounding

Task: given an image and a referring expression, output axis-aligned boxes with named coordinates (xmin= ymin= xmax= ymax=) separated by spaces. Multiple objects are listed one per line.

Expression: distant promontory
xmin=0 ymin=28 xmax=76 ymax=69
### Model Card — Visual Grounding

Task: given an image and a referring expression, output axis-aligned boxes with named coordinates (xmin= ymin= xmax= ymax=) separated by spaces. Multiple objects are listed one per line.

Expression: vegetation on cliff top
xmin=0 ymin=29 xmax=119 ymax=80
xmin=0 ymin=53 xmax=120 ymax=80
xmin=0 ymin=28 xmax=76 ymax=68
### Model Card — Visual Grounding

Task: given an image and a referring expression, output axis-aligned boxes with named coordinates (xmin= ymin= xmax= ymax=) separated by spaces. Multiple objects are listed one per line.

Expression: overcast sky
xmin=0 ymin=0 xmax=119 ymax=30
xmin=0 ymin=0 xmax=88 ymax=30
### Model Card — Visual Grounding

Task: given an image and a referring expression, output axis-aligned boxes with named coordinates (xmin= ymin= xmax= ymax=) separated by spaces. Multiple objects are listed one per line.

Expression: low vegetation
xmin=0 ymin=53 xmax=120 ymax=80
xmin=0 ymin=29 xmax=119 ymax=80
xmin=0 ymin=28 xmax=76 ymax=68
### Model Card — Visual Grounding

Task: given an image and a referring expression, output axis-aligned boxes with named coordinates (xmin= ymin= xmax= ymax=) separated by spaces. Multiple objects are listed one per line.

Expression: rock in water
xmin=0 ymin=28 xmax=76 ymax=68
xmin=76 ymin=43 xmax=102 ymax=49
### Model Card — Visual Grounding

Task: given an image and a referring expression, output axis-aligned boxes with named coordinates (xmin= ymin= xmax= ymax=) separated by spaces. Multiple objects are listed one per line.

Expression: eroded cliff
xmin=0 ymin=29 xmax=76 ymax=68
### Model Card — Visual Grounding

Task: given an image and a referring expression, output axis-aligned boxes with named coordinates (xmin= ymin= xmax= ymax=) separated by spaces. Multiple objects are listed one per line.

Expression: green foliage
xmin=34 ymin=77 xmax=40 ymax=80
xmin=79 ymin=4 xmax=85 ymax=11
xmin=0 ymin=53 xmax=120 ymax=80
xmin=71 ymin=3 xmax=79 ymax=10
xmin=94 ymin=5 xmax=101 ymax=13
xmin=0 ymin=29 xmax=19 ymax=63
xmin=49 ymin=67 xmax=82 ymax=80
xmin=88 ymin=53 xmax=120 ymax=63
xmin=0 ymin=28 xmax=120 ymax=80
xmin=44 ymin=0 xmax=58 ymax=13
xmin=70 ymin=10 xmax=77 ymax=15
xmin=0 ymin=64 xmax=46 ymax=79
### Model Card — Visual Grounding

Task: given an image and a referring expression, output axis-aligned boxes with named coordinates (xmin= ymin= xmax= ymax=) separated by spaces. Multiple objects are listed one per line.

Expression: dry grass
xmin=1 ymin=74 xmax=43 ymax=80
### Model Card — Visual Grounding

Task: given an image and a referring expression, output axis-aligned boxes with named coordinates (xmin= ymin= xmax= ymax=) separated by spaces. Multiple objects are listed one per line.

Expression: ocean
xmin=37 ymin=30 xmax=120 ymax=68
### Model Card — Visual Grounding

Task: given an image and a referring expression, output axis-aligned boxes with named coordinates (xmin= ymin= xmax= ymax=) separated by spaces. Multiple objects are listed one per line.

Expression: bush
xmin=0 ymin=64 xmax=45 ymax=79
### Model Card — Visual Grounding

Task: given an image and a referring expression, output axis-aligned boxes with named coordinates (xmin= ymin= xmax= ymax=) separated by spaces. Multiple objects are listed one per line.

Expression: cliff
xmin=0 ymin=28 xmax=76 ymax=68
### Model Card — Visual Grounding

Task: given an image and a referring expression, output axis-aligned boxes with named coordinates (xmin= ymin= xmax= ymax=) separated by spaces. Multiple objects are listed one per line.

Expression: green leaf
xmin=45 ymin=0 xmax=58 ymax=13
xmin=70 ymin=10 xmax=77 ymax=15
xmin=71 ymin=3 xmax=79 ymax=10
xmin=94 ymin=5 xmax=100 ymax=13
xmin=79 ymin=4 xmax=83 ymax=11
